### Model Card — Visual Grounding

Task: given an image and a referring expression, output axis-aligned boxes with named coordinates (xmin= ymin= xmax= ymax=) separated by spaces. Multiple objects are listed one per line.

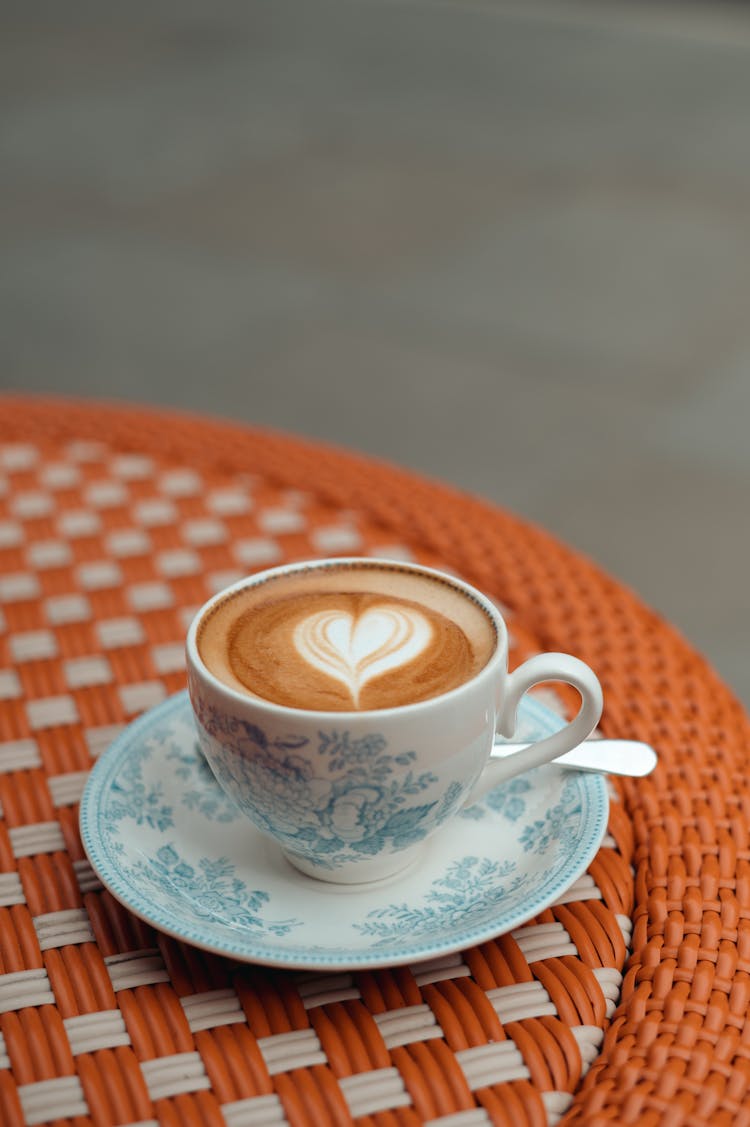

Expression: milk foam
xmin=293 ymin=605 xmax=432 ymax=707
xmin=197 ymin=562 xmax=497 ymax=712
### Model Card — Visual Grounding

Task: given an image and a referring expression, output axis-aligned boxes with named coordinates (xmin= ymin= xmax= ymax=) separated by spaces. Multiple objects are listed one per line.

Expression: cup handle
xmin=465 ymin=652 xmax=603 ymax=805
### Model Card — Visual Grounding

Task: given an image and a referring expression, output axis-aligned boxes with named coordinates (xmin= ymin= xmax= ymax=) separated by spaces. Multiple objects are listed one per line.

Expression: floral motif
xmin=164 ymin=730 xmax=240 ymax=823
xmin=353 ymin=855 xmax=528 ymax=945
xmin=518 ymin=774 xmax=582 ymax=854
xmin=108 ymin=743 xmax=174 ymax=832
xmin=131 ymin=844 xmax=301 ymax=936
xmin=195 ymin=706 xmax=441 ymax=869
xmin=460 ymin=776 xmax=531 ymax=822
xmin=435 ymin=779 xmax=465 ymax=825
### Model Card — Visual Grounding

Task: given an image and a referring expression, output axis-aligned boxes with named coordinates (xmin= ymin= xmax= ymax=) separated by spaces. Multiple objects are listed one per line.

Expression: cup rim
xmin=185 ymin=557 xmax=508 ymax=720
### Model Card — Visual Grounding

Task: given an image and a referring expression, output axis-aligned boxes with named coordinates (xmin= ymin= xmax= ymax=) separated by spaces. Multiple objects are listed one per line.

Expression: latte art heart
xmin=293 ymin=605 xmax=433 ymax=707
xmin=201 ymin=570 xmax=495 ymax=711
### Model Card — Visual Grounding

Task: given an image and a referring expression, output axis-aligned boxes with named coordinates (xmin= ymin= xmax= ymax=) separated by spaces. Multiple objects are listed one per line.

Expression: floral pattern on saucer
xmin=353 ymin=856 xmax=525 ymax=946
xmin=80 ymin=691 xmax=608 ymax=970
xmin=131 ymin=845 xmax=301 ymax=936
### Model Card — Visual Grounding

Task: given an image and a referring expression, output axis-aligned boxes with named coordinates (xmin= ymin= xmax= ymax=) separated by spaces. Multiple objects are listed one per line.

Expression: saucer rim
xmin=80 ymin=691 xmax=609 ymax=971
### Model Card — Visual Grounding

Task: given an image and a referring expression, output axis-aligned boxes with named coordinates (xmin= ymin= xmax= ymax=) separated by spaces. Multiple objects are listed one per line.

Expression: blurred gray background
xmin=2 ymin=0 xmax=749 ymax=704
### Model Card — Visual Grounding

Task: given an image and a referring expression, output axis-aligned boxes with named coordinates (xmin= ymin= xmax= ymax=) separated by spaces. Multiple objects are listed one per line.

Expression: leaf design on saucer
xmin=352 ymin=856 xmax=527 ymax=946
xmin=132 ymin=844 xmax=302 ymax=936
xmin=293 ymin=605 xmax=432 ymax=706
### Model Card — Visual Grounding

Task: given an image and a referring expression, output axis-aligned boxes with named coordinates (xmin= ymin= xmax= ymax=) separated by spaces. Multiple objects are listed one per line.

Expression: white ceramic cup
xmin=186 ymin=558 xmax=603 ymax=884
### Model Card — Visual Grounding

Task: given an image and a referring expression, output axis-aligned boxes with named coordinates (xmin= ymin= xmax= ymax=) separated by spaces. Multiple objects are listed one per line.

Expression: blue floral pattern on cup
xmin=193 ymin=700 xmax=462 ymax=870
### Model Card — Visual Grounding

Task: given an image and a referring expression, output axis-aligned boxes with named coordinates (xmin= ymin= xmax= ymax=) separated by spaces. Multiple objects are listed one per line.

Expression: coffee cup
xmin=186 ymin=558 xmax=603 ymax=884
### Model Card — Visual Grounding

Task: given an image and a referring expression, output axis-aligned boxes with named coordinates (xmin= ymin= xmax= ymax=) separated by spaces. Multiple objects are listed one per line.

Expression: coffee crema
xmin=197 ymin=564 xmax=496 ymax=711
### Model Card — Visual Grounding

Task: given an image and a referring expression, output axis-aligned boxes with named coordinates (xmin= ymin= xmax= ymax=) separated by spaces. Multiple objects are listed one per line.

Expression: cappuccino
xmin=197 ymin=561 xmax=496 ymax=711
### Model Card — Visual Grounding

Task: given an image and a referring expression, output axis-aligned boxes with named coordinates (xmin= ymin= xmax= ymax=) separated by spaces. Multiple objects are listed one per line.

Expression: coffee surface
xmin=197 ymin=564 xmax=496 ymax=711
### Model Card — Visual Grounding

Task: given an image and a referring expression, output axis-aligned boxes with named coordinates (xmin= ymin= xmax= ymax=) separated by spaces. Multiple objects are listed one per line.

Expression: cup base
xmin=283 ymin=844 xmax=424 ymax=886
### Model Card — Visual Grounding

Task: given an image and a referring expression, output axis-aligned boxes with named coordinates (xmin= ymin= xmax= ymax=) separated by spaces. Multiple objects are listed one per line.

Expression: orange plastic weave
xmin=0 ymin=395 xmax=747 ymax=1127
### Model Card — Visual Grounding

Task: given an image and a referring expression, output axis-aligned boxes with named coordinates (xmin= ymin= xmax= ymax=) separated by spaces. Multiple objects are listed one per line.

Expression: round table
xmin=0 ymin=396 xmax=747 ymax=1127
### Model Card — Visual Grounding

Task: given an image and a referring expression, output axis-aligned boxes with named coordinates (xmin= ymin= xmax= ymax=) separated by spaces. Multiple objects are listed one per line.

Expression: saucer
xmin=80 ymin=691 xmax=608 ymax=970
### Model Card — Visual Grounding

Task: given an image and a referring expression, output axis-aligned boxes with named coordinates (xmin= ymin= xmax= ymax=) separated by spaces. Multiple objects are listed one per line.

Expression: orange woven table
xmin=0 ymin=395 xmax=747 ymax=1127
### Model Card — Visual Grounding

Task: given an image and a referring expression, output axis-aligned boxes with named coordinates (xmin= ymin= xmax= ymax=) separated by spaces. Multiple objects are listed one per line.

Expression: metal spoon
xmin=491 ymin=738 xmax=657 ymax=778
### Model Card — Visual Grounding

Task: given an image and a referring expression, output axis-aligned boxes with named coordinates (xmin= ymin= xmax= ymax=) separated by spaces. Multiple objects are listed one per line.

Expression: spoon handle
xmin=491 ymin=737 xmax=657 ymax=777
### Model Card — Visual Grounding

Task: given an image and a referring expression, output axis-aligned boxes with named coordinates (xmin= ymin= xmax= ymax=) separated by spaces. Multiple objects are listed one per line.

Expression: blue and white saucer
xmin=80 ymin=691 xmax=608 ymax=971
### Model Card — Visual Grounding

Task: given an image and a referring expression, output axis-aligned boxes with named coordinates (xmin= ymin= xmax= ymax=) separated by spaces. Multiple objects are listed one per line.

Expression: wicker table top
xmin=0 ymin=395 xmax=747 ymax=1127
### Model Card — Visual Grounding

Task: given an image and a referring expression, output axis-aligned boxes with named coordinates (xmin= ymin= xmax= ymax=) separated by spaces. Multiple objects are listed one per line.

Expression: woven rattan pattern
xmin=0 ymin=397 xmax=746 ymax=1126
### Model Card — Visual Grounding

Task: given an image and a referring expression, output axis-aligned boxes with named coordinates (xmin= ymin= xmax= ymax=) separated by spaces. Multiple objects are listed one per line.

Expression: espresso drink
xmin=197 ymin=563 xmax=496 ymax=711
